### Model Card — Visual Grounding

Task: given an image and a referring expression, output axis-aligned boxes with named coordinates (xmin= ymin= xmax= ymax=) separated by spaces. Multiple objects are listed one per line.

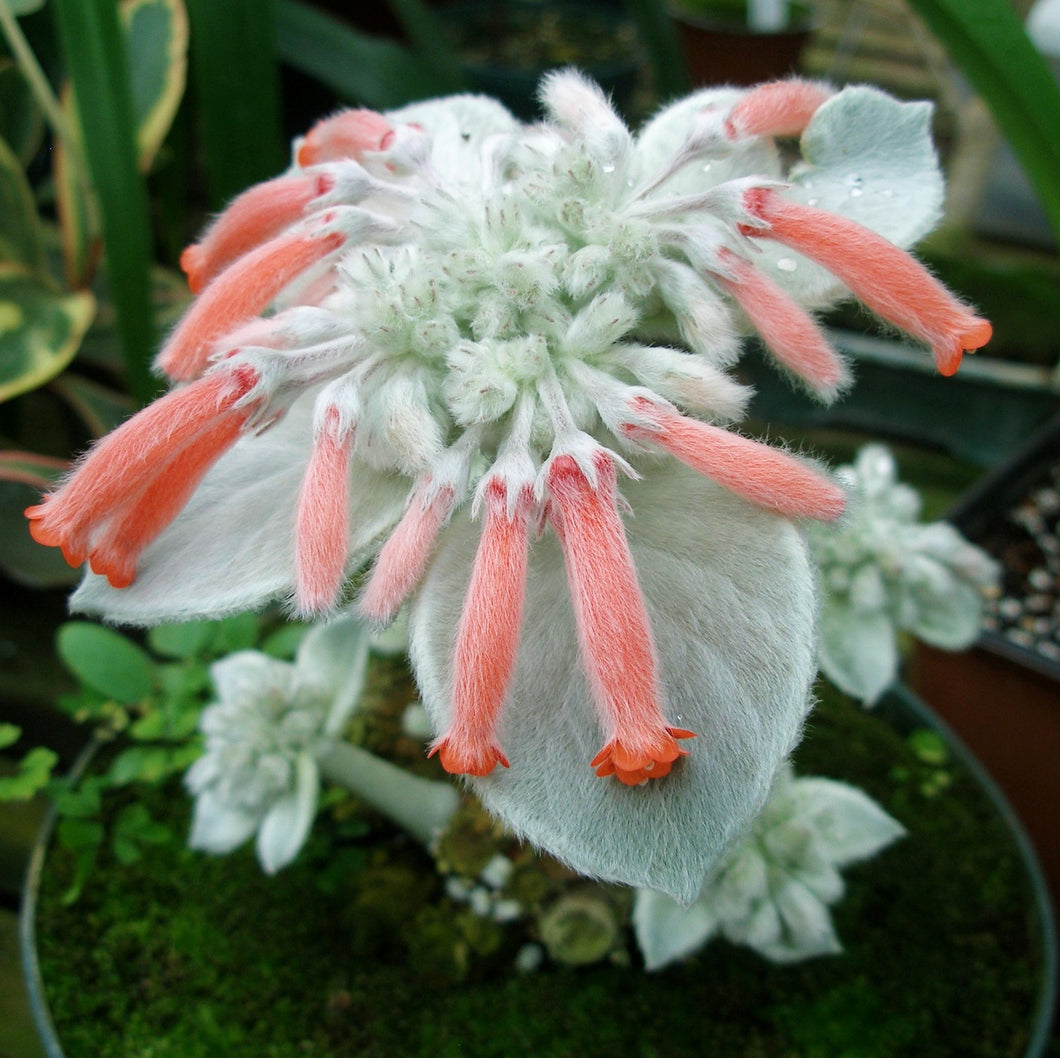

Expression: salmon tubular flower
xmin=27 ymin=74 xmax=988 ymax=901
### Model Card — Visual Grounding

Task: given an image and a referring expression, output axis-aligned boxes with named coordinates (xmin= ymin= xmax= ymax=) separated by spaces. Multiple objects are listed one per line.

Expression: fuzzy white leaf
xmin=209 ymin=651 xmax=296 ymax=712
xmin=817 ymin=597 xmax=897 ymax=706
xmin=785 ymin=777 xmax=906 ymax=867
xmin=633 ymin=887 xmax=720 ymax=971
xmin=409 ymin=461 xmax=817 ymax=904
xmin=763 ymin=876 xmax=843 ymax=962
xmin=255 ymin=752 xmax=319 ymax=874
xmin=187 ymin=790 xmax=260 ymax=855
xmin=295 ymin=615 xmax=372 ymax=735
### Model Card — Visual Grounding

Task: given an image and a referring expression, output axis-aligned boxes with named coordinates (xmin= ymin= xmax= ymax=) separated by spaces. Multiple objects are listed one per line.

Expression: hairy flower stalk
xmin=27 ymin=74 xmax=988 ymax=899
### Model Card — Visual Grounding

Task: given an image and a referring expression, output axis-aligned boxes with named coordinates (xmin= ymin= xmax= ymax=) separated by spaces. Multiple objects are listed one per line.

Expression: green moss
xmin=33 ymin=686 xmax=1049 ymax=1058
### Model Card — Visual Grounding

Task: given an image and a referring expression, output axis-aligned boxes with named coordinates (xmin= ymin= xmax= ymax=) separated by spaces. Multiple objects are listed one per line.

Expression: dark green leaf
xmin=0 ymin=60 xmax=45 ymax=167
xmin=905 ymin=0 xmax=1060 ymax=242
xmin=52 ymin=0 xmax=158 ymax=402
xmin=0 ymin=477 xmax=81 ymax=588
xmin=621 ymin=0 xmax=690 ymax=99
xmin=275 ymin=0 xmax=449 ymax=109
xmin=50 ymin=372 xmax=135 ymax=438
xmin=185 ymin=0 xmax=285 ymax=208
xmin=52 ymin=776 xmax=103 ymax=819
xmin=0 ymin=133 xmax=45 ymax=271
xmin=56 ymin=621 xmax=157 ymax=703
xmin=56 ymin=814 xmax=104 ymax=849
xmin=385 ymin=0 xmax=467 ymax=93
xmin=0 ymin=263 xmax=95 ymax=402
xmin=123 ymin=0 xmax=189 ymax=170
xmin=0 ymin=451 xmax=68 ymax=488
xmin=0 ymin=745 xmax=58 ymax=800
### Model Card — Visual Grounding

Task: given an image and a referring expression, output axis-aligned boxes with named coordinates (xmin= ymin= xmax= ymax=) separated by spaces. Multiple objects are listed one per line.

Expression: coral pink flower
xmin=27 ymin=74 xmax=986 ymax=900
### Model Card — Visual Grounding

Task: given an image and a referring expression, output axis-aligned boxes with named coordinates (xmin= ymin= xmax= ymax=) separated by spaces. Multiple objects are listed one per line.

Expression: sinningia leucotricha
xmin=27 ymin=74 xmax=990 ymax=902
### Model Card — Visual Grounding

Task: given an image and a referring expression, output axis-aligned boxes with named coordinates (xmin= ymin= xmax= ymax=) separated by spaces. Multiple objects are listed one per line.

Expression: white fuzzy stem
xmin=318 ymin=741 xmax=460 ymax=846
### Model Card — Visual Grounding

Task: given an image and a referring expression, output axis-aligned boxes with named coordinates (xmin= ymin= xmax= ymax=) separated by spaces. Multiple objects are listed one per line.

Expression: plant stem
xmin=318 ymin=741 xmax=460 ymax=847
xmin=0 ymin=0 xmax=84 ymax=172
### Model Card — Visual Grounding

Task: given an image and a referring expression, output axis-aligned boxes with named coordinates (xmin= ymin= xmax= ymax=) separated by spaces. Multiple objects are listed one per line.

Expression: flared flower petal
xmin=70 ymin=398 xmax=409 ymax=624
xmin=409 ymin=463 xmax=817 ymax=903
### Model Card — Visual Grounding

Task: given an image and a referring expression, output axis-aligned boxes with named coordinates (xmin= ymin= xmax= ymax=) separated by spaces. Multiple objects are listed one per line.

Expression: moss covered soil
xmin=33 ymin=684 xmax=1050 ymax=1058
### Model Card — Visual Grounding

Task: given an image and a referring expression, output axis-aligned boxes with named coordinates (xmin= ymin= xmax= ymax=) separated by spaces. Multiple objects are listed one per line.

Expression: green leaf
xmin=0 ymin=745 xmax=58 ymax=800
xmin=185 ymin=0 xmax=285 ymax=208
xmin=0 ymin=133 xmax=45 ymax=271
xmin=905 ymin=0 xmax=1060 ymax=242
xmin=53 ymin=99 xmax=102 ymax=290
xmin=210 ymin=612 xmax=261 ymax=654
xmin=56 ymin=812 xmax=103 ymax=903
xmin=106 ymin=744 xmax=179 ymax=785
xmin=8 ymin=0 xmax=47 ymax=14
xmin=115 ymin=802 xmax=171 ymax=842
xmin=148 ymin=620 xmax=216 ymax=659
xmin=52 ymin=0 xmax=158 ymax=402
xmin=56 ymin=621 xmax=157 ymax=703
xmin=156 ymin=659 xmax=209 ymax=700
xmin=52 ymin=775 xmax=103 ymax=819
xmin=0 ymin=450 xmax=67 ymax=488
xmin=274 ymin=0 xmax=449 ymax=109
xmin=128 ymin=689 xmax=201 ymax=740
xmin=0 ymin=60 xmax=45 ymax=167
xmin=0 ymin=263 xmax=95 ymax=402
xmin=50 ymin=372 xmax=134 ymax=437
xmin=0 ymin=473 xmax=80 ymax=588
xmin=385 ymin=0 xmax=467 ymax=93
xmin=56 ymin=814 xmax=104 ymax=848
xmin=260 ymin=622 xmax=309 ymax=659
xmin=0 ymin=723 xmax=20 ymax=749
xmin=621 ymin=0 xmax=690 ymax=99
xmin=122 ymin=0 xmax=189 ymax=170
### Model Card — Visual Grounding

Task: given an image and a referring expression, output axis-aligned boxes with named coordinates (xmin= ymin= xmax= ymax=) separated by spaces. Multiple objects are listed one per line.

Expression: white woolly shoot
xmin=632 ymin=764 xmax=906 ymax=968
xmin=186 ymin=617 xmax=459 ymax=872
xmin=805 ymin=446 xmax=1000 ymax=706
xmin=52 ymin=73 xmax=966 ymax=900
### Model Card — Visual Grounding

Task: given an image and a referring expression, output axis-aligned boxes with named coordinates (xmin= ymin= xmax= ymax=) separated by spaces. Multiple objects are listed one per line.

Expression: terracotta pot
xmin=670 ymin=3 xmax=814 ymax=87
xmin=912 ymin=413 xmax=1060 ymax=914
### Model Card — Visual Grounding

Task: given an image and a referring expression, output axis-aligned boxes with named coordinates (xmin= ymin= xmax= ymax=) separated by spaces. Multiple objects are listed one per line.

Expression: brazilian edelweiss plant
xmin=26 ymin=72 xmax=991 ymax=904
xmin=633 ymin=764 xmax=906 ymax=969
xmin=805 ymin=445 xmax=1000 ymax=706
xmin=185 ymin=615 xmax=458 ymax=873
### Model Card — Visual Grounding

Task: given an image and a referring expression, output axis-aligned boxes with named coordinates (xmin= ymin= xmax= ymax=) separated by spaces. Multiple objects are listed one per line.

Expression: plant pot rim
xmin=18 ymin=687 xmax=1059 ymax=1057
xmin=668 ymin=2 xmax=817 ymax=34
